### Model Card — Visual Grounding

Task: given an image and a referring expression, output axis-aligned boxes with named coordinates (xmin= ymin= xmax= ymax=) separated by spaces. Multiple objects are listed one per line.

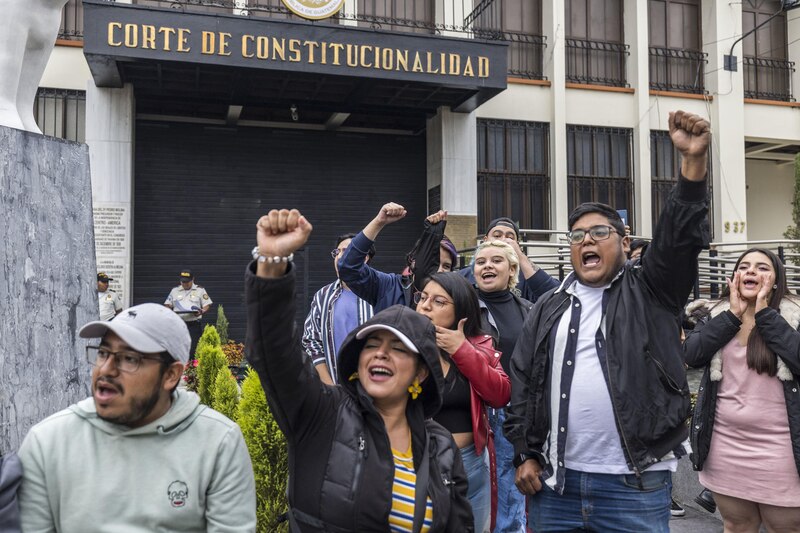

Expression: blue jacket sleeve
xmin=337 ymin=231 xmax=405 ymax=310
xmin=520 ymin=269 xmax=559 ymax=303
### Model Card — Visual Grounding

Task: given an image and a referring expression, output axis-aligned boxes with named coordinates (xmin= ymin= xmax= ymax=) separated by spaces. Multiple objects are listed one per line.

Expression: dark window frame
xmin=33 ymin=88 xmax=86 ymax=143
xmin=477 ymin=119 xmax=551 ymax=235
xmin=566 ymin=125 xmax=634 ymax=232
xmin=647 ymin=0 xmax=707 ymax=94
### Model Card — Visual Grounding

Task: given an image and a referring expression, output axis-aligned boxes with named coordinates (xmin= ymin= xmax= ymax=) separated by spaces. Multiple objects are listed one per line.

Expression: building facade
xmin=41 ymin=0 xmax=800 ymax=338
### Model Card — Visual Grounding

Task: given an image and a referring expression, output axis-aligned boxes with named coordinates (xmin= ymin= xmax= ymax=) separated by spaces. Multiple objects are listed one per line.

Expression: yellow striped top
xmin=389 ymin=445 xmax=434 ymax=533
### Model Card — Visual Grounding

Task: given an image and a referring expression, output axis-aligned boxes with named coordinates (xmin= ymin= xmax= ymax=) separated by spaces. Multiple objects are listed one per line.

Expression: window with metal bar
xmin=567 ymin=125 xmax=633 ymax=230
xmin=650 ymin=130 xmax=713 ymax=233
xmin=356 ymin=0 xmax=435 ymax=33
xmin=471 ymin=0 xmax=546 ymax=80
xmin=59 ymin=0 xmax=84 ymax=40
xmin=742 ymin=0 xmax=795 ymax=101
xmin=565 ymin=0 xmax=628 ymax=87
xmin=477 ymin=119 xmax=550 ymax=234
xmin=648 ymin=0 xmax=707 ymax=94
xmin=33 ymin=89 xmax=86 ymax=143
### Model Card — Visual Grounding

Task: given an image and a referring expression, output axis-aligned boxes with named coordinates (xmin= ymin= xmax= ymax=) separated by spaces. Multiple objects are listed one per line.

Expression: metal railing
xmin=90 ymin=0 xmax=546 ymax=78
xmin=565 ymin=37 xmax=629 ymax=87
xmin=456 ymin=235 xmax=800 ymax=299
xmin=59 ymin=0 xmax=84 ymax=40
xmin=743 ymin=56 xmax=796 ymax=102
xmin=648 ymin=47 xmax=707 ymax=94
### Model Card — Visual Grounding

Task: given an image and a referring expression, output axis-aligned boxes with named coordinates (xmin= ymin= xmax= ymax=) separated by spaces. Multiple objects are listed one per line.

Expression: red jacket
xmin=450 ymin=334 xmax=510 ymax=531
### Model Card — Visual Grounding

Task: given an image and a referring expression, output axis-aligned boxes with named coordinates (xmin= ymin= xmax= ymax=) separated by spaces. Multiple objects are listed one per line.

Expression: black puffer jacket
xmin=684 ymin=299 xmax=800 ymax=476
xmin=504 ymin=177 xmax=709 ymax=476
xmin=245 ymin=263 xmax=473 ymax=533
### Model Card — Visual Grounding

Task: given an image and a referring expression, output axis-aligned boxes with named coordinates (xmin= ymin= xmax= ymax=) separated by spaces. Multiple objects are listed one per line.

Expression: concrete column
xmin=426 ymin=106 xmax=478 ymax=249
xmin=626 ymin=0 xmax=653 ymax=236
xmin=544 ymin=0 xmax=569 ymax=233
xmin=85 ymin=83 xmax=135 ymax=307
xmin=705 ymin=0 xmax=748 ymax=242
xmin=789 ymin=11 xmax=800 ymax=104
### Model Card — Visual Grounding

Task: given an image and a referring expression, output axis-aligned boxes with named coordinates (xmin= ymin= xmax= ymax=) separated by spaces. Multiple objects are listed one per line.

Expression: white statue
xmin=0 ymin=0 xmax=69 ymax=133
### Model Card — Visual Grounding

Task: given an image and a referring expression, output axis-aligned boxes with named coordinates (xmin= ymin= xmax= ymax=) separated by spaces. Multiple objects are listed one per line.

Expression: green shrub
xmin=212 ymin=366 xmax=240 ymax=421
xmin=237 ymin=369 xmax=288 ymax=532
xmin=196 ymin=325 xmax=226 ymax=406
xmin=216 ymin=305 xmax=230 ymax=345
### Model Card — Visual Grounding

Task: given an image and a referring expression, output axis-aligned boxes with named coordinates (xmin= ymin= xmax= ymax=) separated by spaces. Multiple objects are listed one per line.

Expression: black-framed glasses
xmin=566 ymin=225 xmax=622 ymax=245
xmin=86 ymin=346 xmax=163 ymax=373
xmin=413 ymin=292 xmax=453 ymax=308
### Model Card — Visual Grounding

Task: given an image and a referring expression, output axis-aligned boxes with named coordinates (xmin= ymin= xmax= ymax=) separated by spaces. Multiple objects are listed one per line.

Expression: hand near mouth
xmin=755 ymin=272 xmax=773 ymax=313
xmin=727 ymin=271 xmax=747 ymax=319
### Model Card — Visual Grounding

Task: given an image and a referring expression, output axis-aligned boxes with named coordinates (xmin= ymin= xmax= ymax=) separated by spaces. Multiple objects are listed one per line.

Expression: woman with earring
xmin=246 ymin=208 xmax=473 ymax=533
xmin=472 ymin=240 xmax=532 ymax=533
xmin=685 ymin=248 xmax=800 ymax=532
xmin=415 ymin=272 xmax=510 ymax=532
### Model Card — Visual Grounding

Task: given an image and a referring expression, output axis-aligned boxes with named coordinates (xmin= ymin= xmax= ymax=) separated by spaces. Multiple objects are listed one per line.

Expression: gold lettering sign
xmin=105 ymin=22 xmax=491 ymax=79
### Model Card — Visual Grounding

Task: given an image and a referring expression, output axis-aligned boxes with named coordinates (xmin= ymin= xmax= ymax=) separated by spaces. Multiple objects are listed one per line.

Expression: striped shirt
xmin=389 ymin=447 xmax=433 ymax=533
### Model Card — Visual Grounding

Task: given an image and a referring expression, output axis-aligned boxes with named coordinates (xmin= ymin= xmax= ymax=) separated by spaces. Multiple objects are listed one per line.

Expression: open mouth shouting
xmin=94 ymin=379 xmax=122 ymax=403
xmin=367 ymin=364 xmax=394 ymax=383
xmin=582 ymin=251 xmax=601 ymax=268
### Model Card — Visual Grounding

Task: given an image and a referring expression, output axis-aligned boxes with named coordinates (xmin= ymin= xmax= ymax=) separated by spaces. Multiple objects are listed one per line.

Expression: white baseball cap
xmin=79 ymin=303 xmax=191 ymax=364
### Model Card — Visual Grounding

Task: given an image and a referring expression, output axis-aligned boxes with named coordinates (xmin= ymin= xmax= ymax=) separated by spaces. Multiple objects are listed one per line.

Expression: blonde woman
xmin=473 ymin=239 xmax=532 ymax=533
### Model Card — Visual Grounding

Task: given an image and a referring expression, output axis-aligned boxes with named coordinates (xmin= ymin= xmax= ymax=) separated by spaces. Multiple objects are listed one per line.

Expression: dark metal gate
xmin=134 ymin=120 xmax=426 ymax=341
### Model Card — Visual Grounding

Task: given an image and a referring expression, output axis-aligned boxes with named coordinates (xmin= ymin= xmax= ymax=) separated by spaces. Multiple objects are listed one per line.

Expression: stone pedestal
xmin=0 ymin=126 xmax=97 ymax=454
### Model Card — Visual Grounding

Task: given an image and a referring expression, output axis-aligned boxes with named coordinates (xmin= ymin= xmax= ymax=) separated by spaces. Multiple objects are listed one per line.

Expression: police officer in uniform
xmin=97 ymin=272 xmax=122 ymax=321
xmin=164 ymin=269 xmax=212 ymax=359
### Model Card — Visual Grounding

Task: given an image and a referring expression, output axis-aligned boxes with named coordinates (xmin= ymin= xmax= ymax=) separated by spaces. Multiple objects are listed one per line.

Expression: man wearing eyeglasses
xmin=16 ymin=303 xmax=256 ymax=532
xmin=505 ymin=110 xmax=710 ymax=532
xmin=302 ymin=233 xmax=375 ymax=385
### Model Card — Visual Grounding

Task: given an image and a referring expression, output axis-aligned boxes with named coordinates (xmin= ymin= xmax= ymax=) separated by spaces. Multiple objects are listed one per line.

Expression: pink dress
xmin=699 ymin=339 xmax=800 ymax=506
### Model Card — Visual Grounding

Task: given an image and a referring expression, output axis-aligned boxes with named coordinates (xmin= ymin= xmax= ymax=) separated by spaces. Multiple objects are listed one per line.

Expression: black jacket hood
xmin=337 ymin=304 xmax=444 ymax=418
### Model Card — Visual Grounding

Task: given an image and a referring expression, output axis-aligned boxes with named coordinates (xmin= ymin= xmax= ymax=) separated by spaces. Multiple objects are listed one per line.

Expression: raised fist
xmin=375 ymin=202 xmax=407 ymax=226
xmin=255 ymin=209 xmax=313 ymax=259
xmin=668 ymin=110 xmax=711 ymax=159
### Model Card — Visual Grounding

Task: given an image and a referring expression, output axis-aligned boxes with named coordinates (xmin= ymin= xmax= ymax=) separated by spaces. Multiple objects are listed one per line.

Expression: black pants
xmin=186 ymin=320 xmax=203 ymax=359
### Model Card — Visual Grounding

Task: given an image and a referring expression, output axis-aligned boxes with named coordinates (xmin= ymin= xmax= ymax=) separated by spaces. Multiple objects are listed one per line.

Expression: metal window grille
xmin=743 ymin=56 xmax=796 ymax=101
xmin=33 ymin=89 xmax=86 ymax=143
xmin=567 ymin=125 xmax=633 ymax=228
xmin=59 ymin=0 xmax=84 ymax=40
xmin=477 ymin=119 xmax=550 ymax=233
xmin=565 ymin=38 xmax=629 ymax=87
xmin=648 ymin=47 xmax=707 ymax=94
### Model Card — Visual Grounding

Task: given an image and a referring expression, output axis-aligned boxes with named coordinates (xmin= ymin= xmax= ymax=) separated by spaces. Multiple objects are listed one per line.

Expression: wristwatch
xmin=513 ymin=453 xmax=535 ymax=468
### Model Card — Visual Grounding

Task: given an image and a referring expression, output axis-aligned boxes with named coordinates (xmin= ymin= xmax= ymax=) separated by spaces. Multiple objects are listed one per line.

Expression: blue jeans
xmin=528 ymin=468 xmax=672 ymax=532
xmin=461 ymin=443 xmax=491 ymax=533
xmin=489 ymin=408 xmax=526 ymax=533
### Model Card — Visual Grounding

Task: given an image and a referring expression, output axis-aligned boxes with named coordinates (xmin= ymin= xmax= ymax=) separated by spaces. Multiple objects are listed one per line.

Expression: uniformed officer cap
xmin=97 ymin=272 xmax=113 ymax=282
xmin=179 ymin=269 xmax=193 ymax=280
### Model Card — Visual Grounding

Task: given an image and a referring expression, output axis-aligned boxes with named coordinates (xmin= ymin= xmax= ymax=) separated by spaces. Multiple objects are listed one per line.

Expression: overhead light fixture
xmin=782 ymin=0 xmax=800 ymax=11
xmin=290 ymin=104 xmax=299 ymax=122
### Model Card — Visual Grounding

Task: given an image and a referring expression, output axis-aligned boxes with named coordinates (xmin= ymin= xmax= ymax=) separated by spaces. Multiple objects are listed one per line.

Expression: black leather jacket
xmin=245 ymin=263 xmax=473 ymax=532
xmin=684 ymin=300 xmax=800 ymax=476
xmin=504 ymin=177 xmax=709 ymax=476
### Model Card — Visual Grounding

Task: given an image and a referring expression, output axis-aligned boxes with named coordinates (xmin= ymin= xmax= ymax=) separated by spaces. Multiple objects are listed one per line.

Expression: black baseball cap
xmin=97 ymin=272 xmax=113 ymax=282
xmin=486 ymin=217 xmax=520 ymax=240
xmin=179 ymin=269 xmax=193 ymax=281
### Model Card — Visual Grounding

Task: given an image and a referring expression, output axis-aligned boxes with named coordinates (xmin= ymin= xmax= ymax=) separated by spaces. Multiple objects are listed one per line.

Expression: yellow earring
xmin=348 ymin=372 xmax=359 ymax=381
xmin=408 ymin=378 xmax=422 ymax=400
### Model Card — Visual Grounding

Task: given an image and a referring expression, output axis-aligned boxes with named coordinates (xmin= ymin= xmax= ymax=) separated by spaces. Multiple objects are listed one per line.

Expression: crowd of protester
xmin=3 ymin=109 xmax=800 ymax=533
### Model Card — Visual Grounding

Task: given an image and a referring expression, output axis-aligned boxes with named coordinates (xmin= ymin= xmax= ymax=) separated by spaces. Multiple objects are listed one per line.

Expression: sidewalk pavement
xmin=669 ymin=503 xmax=723 ymax=532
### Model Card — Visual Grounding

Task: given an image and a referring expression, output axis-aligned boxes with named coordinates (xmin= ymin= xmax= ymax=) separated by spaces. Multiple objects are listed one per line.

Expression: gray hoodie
xmin=18 ymin=389 xmax=255 ymax=533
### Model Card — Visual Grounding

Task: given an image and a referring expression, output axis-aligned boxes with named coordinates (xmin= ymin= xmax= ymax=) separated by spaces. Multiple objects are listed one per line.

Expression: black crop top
xmin=433 ymin=367 xmax=472 ymax=434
